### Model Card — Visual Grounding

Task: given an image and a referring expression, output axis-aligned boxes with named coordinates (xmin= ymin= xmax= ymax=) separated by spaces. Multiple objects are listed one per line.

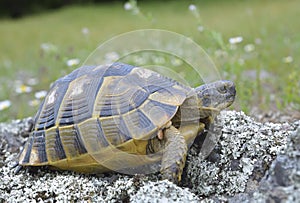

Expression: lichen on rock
xmin=0 ymin=111 xmax=299 ymax=202
xmin=183 ymin=111 xmax=296 ymax=200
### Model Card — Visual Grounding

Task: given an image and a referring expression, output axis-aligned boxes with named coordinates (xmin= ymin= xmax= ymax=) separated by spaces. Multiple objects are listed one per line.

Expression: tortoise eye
xmin=218 ymin=85 xmax=227 ymax=94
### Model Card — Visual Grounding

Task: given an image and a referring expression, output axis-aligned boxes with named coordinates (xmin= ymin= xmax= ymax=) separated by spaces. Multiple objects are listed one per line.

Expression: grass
xmin=0 ymin=0 xmax=299 ymax=122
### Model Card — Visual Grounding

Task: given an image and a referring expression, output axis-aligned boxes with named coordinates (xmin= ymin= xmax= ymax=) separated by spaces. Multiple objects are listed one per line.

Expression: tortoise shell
xmin=18 ymin=63 xmax=191 ymax=173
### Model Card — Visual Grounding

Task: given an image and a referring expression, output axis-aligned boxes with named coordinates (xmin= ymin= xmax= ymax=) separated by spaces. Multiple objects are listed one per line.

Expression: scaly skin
xmin=159 ymin=80 xmax=236 ymax=183
xmin=160 ymin=122 xmax=202 ymax=183
xmin=160 ymin=125 xmax=187 ymax=183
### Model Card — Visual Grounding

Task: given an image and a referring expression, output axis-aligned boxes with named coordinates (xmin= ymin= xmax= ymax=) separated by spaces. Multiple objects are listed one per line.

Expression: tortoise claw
xmin=10 ymin=161 xmax=23 ymax=174
xmin=161 ymin=163 xmax=181 ymax=184
xmin=14 ymin=165 xmax=23 ymax=174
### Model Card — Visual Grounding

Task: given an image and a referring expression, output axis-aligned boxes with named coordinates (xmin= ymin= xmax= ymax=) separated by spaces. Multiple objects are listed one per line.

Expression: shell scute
xmin=77 ymin=118 xmax=110 ymax=153
xmin=45 ymin=127 xmax=66 ymax=163
xmin=102 ymin=63 xmax=135 ymax=76
xmin=123 ymin=109 xmax=156 ymax=140
xmin=58 ymin=125 xmax=87 ymax=158
xmin=32 ymin=130 xmax=47 ymax=163
xmin=99 ymin=116 xmax=132 ymax=146
xmin=34 ymin=82 xmax=69 ymax=130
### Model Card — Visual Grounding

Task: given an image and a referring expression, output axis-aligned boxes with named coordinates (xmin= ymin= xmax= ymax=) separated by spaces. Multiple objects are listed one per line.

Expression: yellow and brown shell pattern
xmin=18 ymin=63 xmax=189 ymax=173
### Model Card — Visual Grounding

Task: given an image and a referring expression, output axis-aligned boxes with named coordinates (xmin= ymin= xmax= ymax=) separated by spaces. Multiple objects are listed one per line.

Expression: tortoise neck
xmin=171 ymin=96 xmax=201 ymax=127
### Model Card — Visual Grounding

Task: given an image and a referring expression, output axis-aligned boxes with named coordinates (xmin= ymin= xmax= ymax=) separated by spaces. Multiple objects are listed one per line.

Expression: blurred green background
xmin=0 ymin=0 xmax=299 ymax=122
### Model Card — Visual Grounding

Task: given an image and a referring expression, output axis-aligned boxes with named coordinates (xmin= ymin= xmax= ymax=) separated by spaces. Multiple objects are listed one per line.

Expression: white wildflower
xmin=124 ymin=2 xmax=133 ymax=10
xmin=35 ymin=90 xmax=47 ymax=99
xmin=81 ymin=27 xmax=89 ymax=36
xmin=66 ymin=58 xmax=80 ymax=67
xmin=189 ymin=4 xmax=197 ymax=11
xmin=229 ymin=36 xmax=243 ymax=44
xmin=124 ymin=0 xmax=139 ymax=14
xmin=244 ymin=44 xmax=255 ymax=52
xmin=197 ymin=25 xmax=204 ymax=32
xmin=0 ymin=100 xmax=11 ymax=111
xmin=282 ymin=56 xmax=293 ymax=64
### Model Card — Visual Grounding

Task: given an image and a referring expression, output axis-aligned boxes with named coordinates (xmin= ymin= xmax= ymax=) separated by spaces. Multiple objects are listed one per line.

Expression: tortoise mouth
xmin=226 ymin=94 xmax=236 ymax=105
xmin=216 ymin=95 xmax=235 ymax=109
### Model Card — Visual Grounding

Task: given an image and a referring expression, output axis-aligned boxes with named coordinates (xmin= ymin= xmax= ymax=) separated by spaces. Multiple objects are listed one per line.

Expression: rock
xmin=0 ymin=111 xmax=299 ymax=202
xmin=183 ymin=111 xmax=292 ymax=199
xmin=245 ymin=124 xmax=300 ymax=203
xmin=0 ymin=117 xmax=33 ymax=153
xmin=131 ymin=180 xmax=199 ymax=203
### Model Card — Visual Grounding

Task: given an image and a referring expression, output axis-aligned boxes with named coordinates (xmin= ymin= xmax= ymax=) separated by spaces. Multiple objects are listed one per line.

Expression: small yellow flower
xmin=15 ymin=84 xmax=32 ymax=94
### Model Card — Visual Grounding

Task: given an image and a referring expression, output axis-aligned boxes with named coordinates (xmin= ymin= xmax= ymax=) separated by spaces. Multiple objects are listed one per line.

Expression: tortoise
xmin=17 ymin=62 xmax=235 ymax=183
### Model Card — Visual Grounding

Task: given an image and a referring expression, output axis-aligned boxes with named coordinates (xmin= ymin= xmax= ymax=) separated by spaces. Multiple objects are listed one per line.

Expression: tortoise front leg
xmin=160 ymin=123 xmax=202 ymax=183
xmin=160 ymin=125 xmax=187 ymax=183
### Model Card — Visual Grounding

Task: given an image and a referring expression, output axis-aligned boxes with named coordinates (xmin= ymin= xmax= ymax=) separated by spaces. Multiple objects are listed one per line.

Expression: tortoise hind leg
xmin=160 ymin=125 xmax=188 ymax=183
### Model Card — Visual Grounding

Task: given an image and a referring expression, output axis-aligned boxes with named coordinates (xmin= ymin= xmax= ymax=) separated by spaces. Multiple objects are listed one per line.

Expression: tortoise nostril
xmin=229 ymin=84 xmax=236 ymax=95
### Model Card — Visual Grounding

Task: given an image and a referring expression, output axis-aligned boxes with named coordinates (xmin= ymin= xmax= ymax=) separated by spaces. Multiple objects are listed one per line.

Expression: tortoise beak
xmin=219 ymin=80 xmax=236 ymax=108
xmin=224 ymin=81 xmax=236 ymax=104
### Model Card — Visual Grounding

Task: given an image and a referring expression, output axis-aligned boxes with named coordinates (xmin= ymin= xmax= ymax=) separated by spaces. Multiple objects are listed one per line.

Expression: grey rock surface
xmin=0 ymin=111 xmax=299 ymax=202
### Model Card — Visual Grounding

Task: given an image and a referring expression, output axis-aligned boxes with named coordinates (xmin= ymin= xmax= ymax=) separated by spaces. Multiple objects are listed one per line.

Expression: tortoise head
xmin=195 ymin=80 xmax=236 ymax=110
